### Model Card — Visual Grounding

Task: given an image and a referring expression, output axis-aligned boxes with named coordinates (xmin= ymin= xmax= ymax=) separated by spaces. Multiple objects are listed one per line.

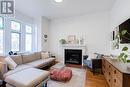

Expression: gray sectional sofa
xmin=0 ymin=51 xmax=55 ymax=87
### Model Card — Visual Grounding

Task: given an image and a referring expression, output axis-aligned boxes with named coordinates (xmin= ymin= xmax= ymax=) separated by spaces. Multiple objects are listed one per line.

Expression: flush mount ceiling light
xmin=54 ymin=0 xmax=63 ymax=3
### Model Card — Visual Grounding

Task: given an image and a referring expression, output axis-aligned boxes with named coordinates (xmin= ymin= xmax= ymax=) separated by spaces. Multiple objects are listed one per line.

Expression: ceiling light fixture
xmin=54 ymin=0 xmax=63 ymax=3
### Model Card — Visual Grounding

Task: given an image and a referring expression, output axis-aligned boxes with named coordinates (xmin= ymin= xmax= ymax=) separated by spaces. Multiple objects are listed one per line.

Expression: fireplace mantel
xmin=62 ymin=44 xmax=86 ymax=47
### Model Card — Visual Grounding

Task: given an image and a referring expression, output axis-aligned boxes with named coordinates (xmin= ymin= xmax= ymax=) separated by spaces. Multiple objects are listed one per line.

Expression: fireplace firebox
xmin=65 ymin=49 xmax=82 ymax=65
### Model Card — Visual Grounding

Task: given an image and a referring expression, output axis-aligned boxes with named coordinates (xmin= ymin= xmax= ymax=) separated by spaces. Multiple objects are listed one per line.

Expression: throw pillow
xmin=5 ymin=56 xmax=17 ymax=70
xmin=41 ymin=52 xmax=49 ymax=59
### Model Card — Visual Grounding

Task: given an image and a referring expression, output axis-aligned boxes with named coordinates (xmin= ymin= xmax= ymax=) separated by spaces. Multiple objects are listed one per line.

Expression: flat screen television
xmin=119 ymin=18 xmax=130 ymax=43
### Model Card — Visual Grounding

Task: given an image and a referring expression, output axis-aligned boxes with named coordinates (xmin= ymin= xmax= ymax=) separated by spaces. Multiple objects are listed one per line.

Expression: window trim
xmin=0 ymin=16 xmax=4 ymax=54
xmin=0 ymin=30 xmax=4 ymax=54
xmin=0 ymin=16 xmax=4 ymax=29
xmin=11 ymin=20 xmax=21 ymax=32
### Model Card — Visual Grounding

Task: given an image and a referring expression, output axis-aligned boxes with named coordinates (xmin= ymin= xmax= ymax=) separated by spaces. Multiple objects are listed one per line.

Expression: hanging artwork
xmin=43 ymin=34 xmax=48 ymax=42
xmin=112 ymin=26 xmax=120 ymax=49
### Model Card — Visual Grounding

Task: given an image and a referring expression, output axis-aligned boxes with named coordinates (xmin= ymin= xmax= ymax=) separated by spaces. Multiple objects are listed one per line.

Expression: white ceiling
xmin=15 ymin=0 xmax=116 ymax=19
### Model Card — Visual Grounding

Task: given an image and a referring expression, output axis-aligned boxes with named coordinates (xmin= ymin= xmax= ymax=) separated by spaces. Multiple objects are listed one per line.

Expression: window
xmin=0 ymin=17 xmax=4 ymax=54
xmin=11 ymin=33 xmax=20 ymax=51
xmin=11 ymin=21 xmax=21 ymax=51
xmin=0 ymin=30 xmax=3 ymax=54
xmin=0 ymin=16 xmax=37 ymax=54
xmin=25 ymin=25 xmax=32 ymax=51
xmin=0 ymin=17 xmax=4 ymax=29
xmin=11 ymin=21 xmax=20 ymax=31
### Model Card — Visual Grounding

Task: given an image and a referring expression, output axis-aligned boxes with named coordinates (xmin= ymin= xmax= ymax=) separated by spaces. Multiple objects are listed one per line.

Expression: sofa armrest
xmin=0 ymin=62 xmax=8 ymax=80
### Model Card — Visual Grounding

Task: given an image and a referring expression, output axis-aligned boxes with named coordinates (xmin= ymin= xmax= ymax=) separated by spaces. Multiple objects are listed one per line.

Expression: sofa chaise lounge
xmin=0 ymin=51 xmax=55 ymax=87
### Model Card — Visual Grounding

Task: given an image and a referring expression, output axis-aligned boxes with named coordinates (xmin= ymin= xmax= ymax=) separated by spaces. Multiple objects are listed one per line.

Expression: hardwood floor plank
xmin=85 ymin=68 xmax=109 ymax=87
xmin=1 ymin=65 xmax=109 ymax=87
xmin=65 ymin=64 xmax=109 ymax=87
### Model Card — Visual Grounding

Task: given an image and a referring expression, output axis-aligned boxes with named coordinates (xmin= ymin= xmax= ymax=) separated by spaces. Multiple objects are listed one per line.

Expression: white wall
xmin=34 ymin=17 xmax=42 ymax=51
xmin=41 ymin=17 xmax=50 ymax=51
xmin=35 ymin=16 xmax=50 ymax=51
xmin=110 ymin=0 xmax=130 ymax=55
xmin=49 ymin=12 xmax=110 ymax=61
xmin=15 ymin=11 xmax=34 ymax=24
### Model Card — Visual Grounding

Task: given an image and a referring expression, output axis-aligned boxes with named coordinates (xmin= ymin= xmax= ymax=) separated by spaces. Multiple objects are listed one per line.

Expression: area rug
xmin=48 ymin=67 xmax=86 ymax=87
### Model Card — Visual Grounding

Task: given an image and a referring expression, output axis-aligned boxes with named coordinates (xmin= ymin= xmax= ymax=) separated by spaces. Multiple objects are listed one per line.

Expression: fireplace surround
xmin=62 ymin=44 xmax=86 ymax=66
xmin=65 ymin=49 xmax=82 ymax=65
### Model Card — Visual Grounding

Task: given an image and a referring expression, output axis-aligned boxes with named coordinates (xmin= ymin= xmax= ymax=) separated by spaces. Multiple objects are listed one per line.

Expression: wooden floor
xmin=65 ymin=64 xmax=109 ymax=87
xmin=85 ymin=68 xmax=109 ymax=87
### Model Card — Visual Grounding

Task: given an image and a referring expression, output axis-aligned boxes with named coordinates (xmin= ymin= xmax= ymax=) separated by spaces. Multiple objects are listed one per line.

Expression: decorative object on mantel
xmin=59 ymin=35 xmax=85 ymax=45
xmin=59 ymin=39 xmax=67 ymax=44
xmin=79 ymin=37 xmax=84 ymax=45
xmin=67 ymin=35 xmax=76 ymax=44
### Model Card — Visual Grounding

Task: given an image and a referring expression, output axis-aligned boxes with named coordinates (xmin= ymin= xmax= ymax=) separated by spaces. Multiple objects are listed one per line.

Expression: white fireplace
xmin=62 ymin=44 xmax=87 ymax=66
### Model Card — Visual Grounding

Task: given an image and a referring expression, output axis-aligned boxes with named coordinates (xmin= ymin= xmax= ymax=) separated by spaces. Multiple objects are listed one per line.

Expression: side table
xmin=84 ymin=58 xmax=102 ymax=74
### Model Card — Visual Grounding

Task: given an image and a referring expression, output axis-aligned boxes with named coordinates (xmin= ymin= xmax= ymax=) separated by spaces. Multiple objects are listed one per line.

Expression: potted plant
xmin=117 ymin=30 xmax=130 ymax=63
xmin=59 ymin=39 xmax=66 ymax=44
xmin=118 ymin=46 xmax=130 ymax=63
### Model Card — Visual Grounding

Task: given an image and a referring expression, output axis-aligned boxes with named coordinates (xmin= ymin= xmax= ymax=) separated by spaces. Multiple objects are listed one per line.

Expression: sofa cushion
xmin=41 ymin=52 xmax=49 ymax=59
xmin=26 ymin=58 xmax=55 ymax=68
xmin=22 ymin=53 xmax=37 ymax=63
xmin=5 ymin=68 xmax=49 ymax=87
xmin=26 ymin=59 xmax=47 ymax=68
xmin=5 ymin=56 xmax=17 ymax=70
xmin=45 ymin=58 xmax=55 ymax=63
xmin=3 ymin=65 xmax=32 ymax=78
xmin=10 ymin=55 xmax=23 ymax=65
xmin=35 ymin=52 xmax=41 ymax=59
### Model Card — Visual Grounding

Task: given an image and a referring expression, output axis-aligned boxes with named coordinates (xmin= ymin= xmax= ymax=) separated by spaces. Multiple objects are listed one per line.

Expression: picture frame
xmin=44 ymin=35 xmax=48 ymax=38
xmin=67 ymin=35 xmax=76 ymax=44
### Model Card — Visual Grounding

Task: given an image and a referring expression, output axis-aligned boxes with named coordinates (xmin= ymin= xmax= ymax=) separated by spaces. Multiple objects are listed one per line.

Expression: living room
xmin=0 ymin=0 xmax=130 ymax=87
